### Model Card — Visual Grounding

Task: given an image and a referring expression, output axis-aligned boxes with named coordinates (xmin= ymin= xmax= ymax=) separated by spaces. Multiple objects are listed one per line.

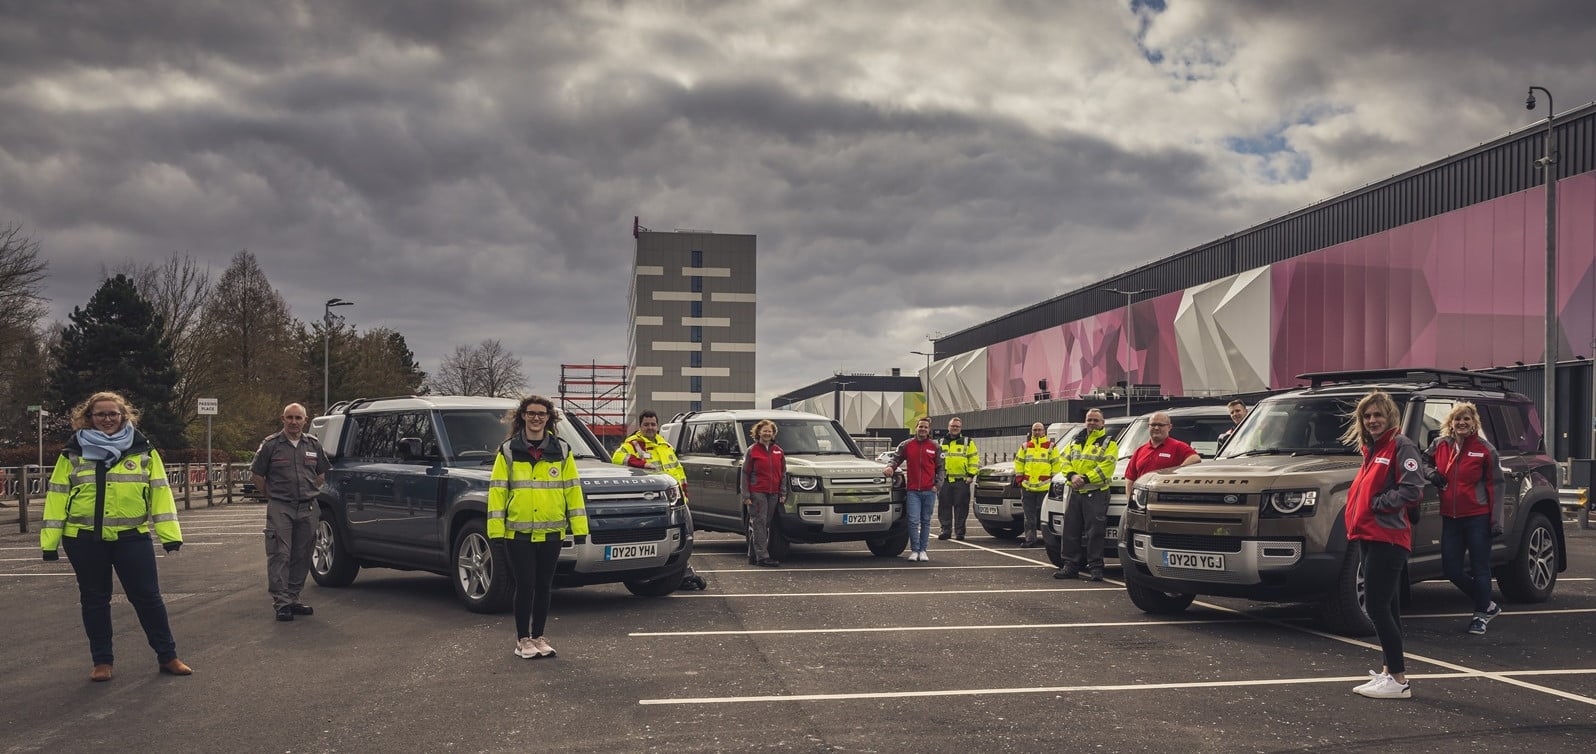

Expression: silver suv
xmin=664 ymin=410 xmax=904 ymax=559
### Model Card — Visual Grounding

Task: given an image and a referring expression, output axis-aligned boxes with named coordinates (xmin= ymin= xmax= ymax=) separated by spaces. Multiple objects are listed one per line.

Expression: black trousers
xmin=62 ymin=531 xmax=178 ymax=666
xmin=1360 ymin=540 xmax=1409 ymax=675
xmin=1061 ymin=488 xmax=1110 ymax=570
xmin=938 ymin=480 xmax=971 ymax=535
xmin=505 ymin=536 xmax=562 ymax=639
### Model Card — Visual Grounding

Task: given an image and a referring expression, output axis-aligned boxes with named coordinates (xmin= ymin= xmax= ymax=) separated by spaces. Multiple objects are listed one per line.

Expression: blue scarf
xmin=77 ymin=424 xmax=136 ymax=463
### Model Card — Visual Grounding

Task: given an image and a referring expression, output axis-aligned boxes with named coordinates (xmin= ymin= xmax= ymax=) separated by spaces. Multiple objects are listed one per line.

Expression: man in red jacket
xmin=887 ymin=418 xmax=945 ymax=562
xmin=1125 ymin=412 xmax=1200 ymax=482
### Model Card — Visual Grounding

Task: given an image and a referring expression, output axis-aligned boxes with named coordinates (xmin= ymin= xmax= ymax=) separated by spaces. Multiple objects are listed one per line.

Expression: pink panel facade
xmin=984 ymin=172 xmax=1596 ymax=405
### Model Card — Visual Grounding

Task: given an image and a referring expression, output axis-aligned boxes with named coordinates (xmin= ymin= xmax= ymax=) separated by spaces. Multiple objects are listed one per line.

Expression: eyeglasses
xmin=1149 ymin=422 xmax=1170 ymax=427
xmin=523 ymin=411 xmax=550 ymax=418
xmin=92 ymin=412 xmax=123 ymax=419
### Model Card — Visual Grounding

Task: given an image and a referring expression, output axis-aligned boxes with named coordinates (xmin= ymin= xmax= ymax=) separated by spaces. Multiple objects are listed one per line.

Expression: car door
xmin=1405 ymin=399 xmax=1451 ymax=573
xmin=392 ymin=410 xmax=446 ymax=551
xmin=340 ymin=412 xmax=400 ymax=547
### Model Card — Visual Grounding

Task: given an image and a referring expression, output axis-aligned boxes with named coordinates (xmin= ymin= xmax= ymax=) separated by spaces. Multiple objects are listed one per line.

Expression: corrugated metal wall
xmin=939 ymin=103 xmax=1596 ymax=357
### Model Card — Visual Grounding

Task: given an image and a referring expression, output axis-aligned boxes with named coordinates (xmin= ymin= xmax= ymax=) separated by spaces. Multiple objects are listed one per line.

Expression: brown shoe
xmin=159 ymin=658 xmax=193 ymax=676
xmin=90 ymin=664 xmax=113 ymax=682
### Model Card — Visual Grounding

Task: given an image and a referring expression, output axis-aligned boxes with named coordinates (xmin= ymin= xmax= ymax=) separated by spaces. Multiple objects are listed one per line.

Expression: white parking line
xmin=695 ymin=564 xmax=1047 ymax=574
xmin=669 ymin=587 xmax=1122 ymax=599
xmin=0 ymin=573 xmax=74 ymax=577
xmin=638 ymin=668 xmax=1596 ymax=706
xmin=631 ymin=617 xmax=1245 ymax=637
xmin=1405 ymin=607 xmax=1596 ymax=620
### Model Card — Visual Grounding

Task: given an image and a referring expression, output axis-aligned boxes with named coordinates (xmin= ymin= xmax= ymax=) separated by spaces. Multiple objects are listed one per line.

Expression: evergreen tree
xmin=47 ymin=274 xmax=186 ymax=448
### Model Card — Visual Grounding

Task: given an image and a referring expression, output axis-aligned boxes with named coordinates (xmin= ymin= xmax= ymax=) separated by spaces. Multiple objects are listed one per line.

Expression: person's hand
xmin=163 ymin=547 xmax=180 ymax=558
xmin=777 ymin=495 xmax=786 ymax=505
xmin=645 ymin=461 xmax=662 ymax=471
xmin=573 ymin=534 xmax=587 ymax=545
xmin=743 ymin=498 xmax=752 ymax=507
xmin=1490 ymin=524 xmax=1505 ymax=540
xmin=163 ymin=542 xmax=182 ymax=556
xmin=1426 ymin=470 xmax=1448 ymax=490
xmin=42 ymin=550 xmax=58 ymax=562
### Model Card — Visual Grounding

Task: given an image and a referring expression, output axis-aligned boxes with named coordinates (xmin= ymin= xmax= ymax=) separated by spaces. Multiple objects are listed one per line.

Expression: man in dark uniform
xmin=250 ymin=403 xmax=331 ymax=622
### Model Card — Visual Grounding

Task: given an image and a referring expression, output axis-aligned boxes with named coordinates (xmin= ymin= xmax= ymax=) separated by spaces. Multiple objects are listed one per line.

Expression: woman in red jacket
xmin=1341 ymin=390 xmax=1423 ymax=699
xmin=740 ymin=420 xmax=786 ymax=567
xmin=1425 ymin=402 xmax=1505 ymax=635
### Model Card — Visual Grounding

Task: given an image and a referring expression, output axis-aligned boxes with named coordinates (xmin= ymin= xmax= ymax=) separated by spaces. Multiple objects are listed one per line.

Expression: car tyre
xmin=452 ymin=519 xmax=512 ymax=614
xmin=980 ymin=522 xmax=1021 ymax=540
xmin=1498 ymin=512 xmax=1559 ymax=603
xmin=1125 ymin=578 xmax=1195 ymax=614
xmin=1041 ymin=531 xmax=1066 ymax=567
xmin=867 ymin=529 xmax=909 ymax=557
xmin=625 ymin=566 xmax=686 ymax=597
xmin=1317 ymin=542 xmax=1374 ymax=637
xmin=310 ymin=511 xmax=360 ymax=587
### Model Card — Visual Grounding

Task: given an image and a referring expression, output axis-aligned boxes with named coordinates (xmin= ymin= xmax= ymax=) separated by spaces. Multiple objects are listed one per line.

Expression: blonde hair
xmin=749 ymin=419 xmax=778 ymax=440
xmin=71 ymin=391 xmax=140 ymax=430
xmin=1341 ymin=391 xmax=1401 ymax=449
xmin=1439 ymin=402 xmax=1481 ymax=439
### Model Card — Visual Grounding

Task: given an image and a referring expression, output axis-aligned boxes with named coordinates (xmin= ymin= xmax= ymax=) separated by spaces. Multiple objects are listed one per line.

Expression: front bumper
xmin=1118 ymin=529 xmax=1344 ymax=599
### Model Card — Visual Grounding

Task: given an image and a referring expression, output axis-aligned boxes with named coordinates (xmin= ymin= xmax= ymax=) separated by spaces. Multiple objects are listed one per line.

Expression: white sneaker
xmin=1352 ymin=670 xmax=1387 ymax=692
xmin=920 ymin=550 xmax=931 ymax=562
xmin=532 ymin=636 xmax=556 ymax=657
xmin=514 ymin=637 xmax=538 ymax=659
xmin=904 ymin=550 xmax=918 ymax=560
xmin=1355 ymin=674 xmax=1410 ymax=699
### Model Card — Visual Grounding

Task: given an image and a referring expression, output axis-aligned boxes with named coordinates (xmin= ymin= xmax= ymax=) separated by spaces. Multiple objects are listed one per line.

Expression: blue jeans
xmin=62 ymin=532 xmax=178 ymax=666
xmin=1442 ymin=514 xmax=1494 ymax=613
xmin=905 ymin=489 xmax=937 ymax=553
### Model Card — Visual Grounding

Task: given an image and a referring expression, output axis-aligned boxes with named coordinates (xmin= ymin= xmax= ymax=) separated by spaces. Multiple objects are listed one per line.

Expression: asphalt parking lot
xmin=3 ymin=505 xmax=1595 ymax=753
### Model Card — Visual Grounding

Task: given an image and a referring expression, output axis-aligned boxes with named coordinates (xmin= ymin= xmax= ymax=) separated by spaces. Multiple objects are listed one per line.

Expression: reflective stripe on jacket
xmin=41 ymin=433 xmax=182 ymax=556
xmin=611 ymin=432 xmax=686 ymax=484
xmin=1014 ymin=438 xmax=1060 ymax=492
xmin=1062 ymin=429 xmax=1118 ymax=492
xmin=940 ymin=436 xmax=979 ymax=480
xmin=488 ymin=435 xmax=588 ymax=540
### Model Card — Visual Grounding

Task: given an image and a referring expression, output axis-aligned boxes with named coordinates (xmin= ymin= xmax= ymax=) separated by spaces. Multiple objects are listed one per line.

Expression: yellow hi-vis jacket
xmin=939 ymin=435 xmax=980 ymax=481
xmin=41 ymin=432 xmax=182 ymax=557
xmin=1014 ymin=437 xmax=1061 ymax=493
xmin=489 ymin=434 xmax=589 ymax=540
xmin=1062 ymin=428 xmax=1119 ymax=492
xmin=611 ymin=432 xmax=686 ymax=485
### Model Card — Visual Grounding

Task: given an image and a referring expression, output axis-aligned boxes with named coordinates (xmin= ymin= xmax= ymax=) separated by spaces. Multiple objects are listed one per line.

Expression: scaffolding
xmin=559 ymin=363 xmax=628 ymax=441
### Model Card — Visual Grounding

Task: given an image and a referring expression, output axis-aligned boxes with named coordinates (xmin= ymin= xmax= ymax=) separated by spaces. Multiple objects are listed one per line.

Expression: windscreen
xmin=739 ymin=419 xmax=861 ymax=455
xmin=439 ymin=409 xmax=604 ymax=463
xmin=1218 ymin=397 xmax=1377 ymax=458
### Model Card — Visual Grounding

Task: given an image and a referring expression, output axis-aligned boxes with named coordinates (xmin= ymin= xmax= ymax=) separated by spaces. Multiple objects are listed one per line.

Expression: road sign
xmin=198 ymin=398 xmax=219 ymax=416
xmin=27 ymin=404 xmax=41 ymax=412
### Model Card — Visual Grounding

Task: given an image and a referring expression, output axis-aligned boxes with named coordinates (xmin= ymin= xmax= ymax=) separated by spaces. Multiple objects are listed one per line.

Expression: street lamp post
xmin=323 ymin=298 xmax=353 ymax=415
xmin=1107 ymin=288 xmax=1152 ymax=417
xmin=1526 ymin=86 xmax=1558 ymax=459
xmin=910 ymin=350 xmax=935 ymax=417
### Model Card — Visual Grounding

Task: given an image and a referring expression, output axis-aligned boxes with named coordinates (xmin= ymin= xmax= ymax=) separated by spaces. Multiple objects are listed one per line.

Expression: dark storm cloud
xmin=5 ymin=0 xmax=1596 ymax=402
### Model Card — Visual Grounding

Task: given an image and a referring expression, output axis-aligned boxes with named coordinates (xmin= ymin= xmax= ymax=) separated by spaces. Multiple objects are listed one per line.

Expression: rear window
xmin=1480 ymin=401 xmax=1543 ymax=454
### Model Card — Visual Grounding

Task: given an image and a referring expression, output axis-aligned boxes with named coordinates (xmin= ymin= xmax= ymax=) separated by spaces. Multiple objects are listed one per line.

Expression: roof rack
xmin=332 ymin=395 xmax=426 ymax=415
xmin=1298 ymin=369 xmax=1511 ymax=391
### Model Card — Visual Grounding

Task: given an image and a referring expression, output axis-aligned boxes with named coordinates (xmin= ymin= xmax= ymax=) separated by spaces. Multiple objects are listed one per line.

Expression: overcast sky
xmin=6 ymin=0 xmax=1596 ymax=407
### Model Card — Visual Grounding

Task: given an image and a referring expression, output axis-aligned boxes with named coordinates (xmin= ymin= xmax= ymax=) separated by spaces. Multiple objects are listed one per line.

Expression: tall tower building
xmin=627 ymin=225 xmax=756 ymax=420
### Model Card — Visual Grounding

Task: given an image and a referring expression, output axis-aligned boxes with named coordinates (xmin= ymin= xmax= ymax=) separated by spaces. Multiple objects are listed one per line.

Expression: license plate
xmin=1163 ymin=550 xmax=1224 ymax=570
xmin=842 ymin=513 xmax=883 ymax=525
xmin=975 ymin=504 xmax=999 ymax=515
xmin=605 ymin=543 xmax=659 ymax=561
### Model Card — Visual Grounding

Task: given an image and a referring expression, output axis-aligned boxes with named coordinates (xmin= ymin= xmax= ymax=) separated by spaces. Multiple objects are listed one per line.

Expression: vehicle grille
xmin=591 ymin=528 xmax=667 ymax=545
xmin=1157 ymin=492 xmax=1250 ymax=505
xmin=1152 ymin=534 xmax=1243 ymax=553
xmin=831 ymin=503 xmax=890 ymax=513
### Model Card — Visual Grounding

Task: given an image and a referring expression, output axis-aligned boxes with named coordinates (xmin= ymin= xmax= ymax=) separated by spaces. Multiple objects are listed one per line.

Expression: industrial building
xmin=771 ymin=371 xmax=925 ymax=442
xmin=911 ymin=102 xmax=1596 ymax=459
xmin=626 ymin=223 xmax=758 ymax=421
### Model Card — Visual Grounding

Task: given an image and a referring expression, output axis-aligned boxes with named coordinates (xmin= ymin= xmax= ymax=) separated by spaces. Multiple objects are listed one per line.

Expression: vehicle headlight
xmin=1049 ymin=481 xmax=1067 ymax=499
xmin=1261 ymin=489 xmax=1317 ymax=516
xmin=790 ymin=475 xmax=821 ymax=492
xmin=664 ymin=483 xmax=682 ymax=504
xmin=1129 ymin=485 xmax=1149 ymax=512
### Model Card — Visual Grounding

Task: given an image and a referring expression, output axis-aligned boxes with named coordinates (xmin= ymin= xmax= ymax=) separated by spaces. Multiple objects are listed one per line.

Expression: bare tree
xmin=0 ymin=223 xmax=49 ymax=355
xmin=429 ymin=339 xmax=526 ymax=397
xmin=122 ymin=254 xmax=213 ymax=429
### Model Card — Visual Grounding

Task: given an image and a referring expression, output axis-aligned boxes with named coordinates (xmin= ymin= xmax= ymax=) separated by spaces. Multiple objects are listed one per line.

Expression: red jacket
xmin=1428 ymin=433 xmax=1504 ymax=524
xmin=890 ymin=437 xmax=945 ymax=491
xmin=1344 ymin=429 xmax=1424 ymax=550
xmin=740 ymin=442 xmax=787 ymax=496
xmin=1125 ymin=438 xmax=1197 ymax=482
